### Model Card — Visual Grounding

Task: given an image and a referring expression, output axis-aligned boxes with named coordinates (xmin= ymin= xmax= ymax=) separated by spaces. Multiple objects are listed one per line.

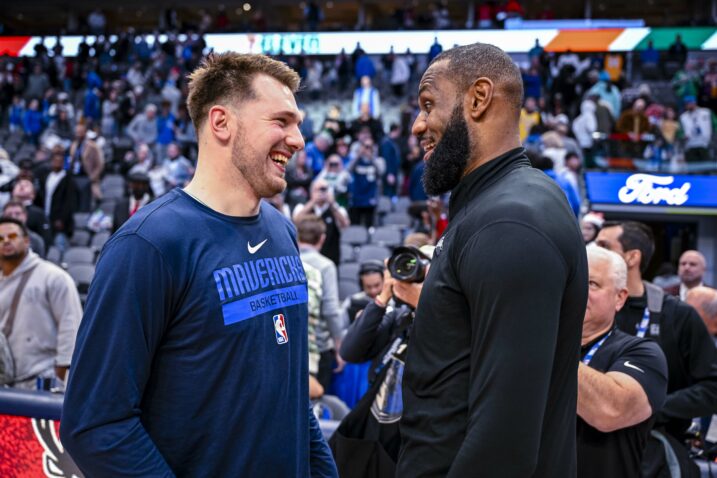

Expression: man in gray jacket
xmin=296 ymin=214 xmax=346 ymax=391
xmin=0 ymin=217 xmax=82 ymax=388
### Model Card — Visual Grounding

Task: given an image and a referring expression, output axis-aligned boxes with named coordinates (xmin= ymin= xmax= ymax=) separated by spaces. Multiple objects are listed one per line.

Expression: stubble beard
xmin=231 ymin=132 xmax=287 ymax=199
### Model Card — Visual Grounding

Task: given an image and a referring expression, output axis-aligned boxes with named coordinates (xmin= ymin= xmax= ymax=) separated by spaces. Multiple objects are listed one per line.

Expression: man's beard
xmin=422 ymin=104 xmax=471 ymax=196
xmin=231 ymin=132 xmax=286 ymax=199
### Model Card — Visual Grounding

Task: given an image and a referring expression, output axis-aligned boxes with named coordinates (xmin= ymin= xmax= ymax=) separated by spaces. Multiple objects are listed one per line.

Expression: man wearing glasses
xmin=0 ymin=217 xmax=81 ymax=389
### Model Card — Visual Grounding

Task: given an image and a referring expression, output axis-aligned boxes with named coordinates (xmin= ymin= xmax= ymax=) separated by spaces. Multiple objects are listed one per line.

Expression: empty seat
xmin=356 ymin=244 xmax=391 ymax=263
xmin=101 ymin=174 xmax=125 ymax=190
xmin=67 ymin=263 xmax=96 ymax=294
xmin=382 ymin=212 xmax=412 ymax=228
xmin=62 ymin=247 xmax=95 ymax=265
xmin=340 ymin=225 xmax=369 ymax=245
xmin=376 ymin=196 xmax=393 ymax=215
xmin=46 ymin=246 xmax=62 ymax=265
xmin=394 ymin=196 xmax=412 ymax=213
xmin=340 ymin=243 xmax=355 ymax=263
xmin=338 ymin=262 xmax=360 ymax=281
xmin=371 ymin=226 xmax=403 ymax=248
xmin=338 ymin=278 xmax=360 ymax=301
xmin=70 ymin=230 xmax=91 ymax=247
xmin=73 ymin=212 xmax=91 ymax=230
xmin=90 ymin=231 xmax=112 ymax=251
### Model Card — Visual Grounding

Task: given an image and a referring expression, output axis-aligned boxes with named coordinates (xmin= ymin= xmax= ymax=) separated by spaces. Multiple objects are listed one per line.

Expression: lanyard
xmin=582 ymin=331 xmax=612 ymax=366
xmin=636 ymin=307 xmax=650 ymax=338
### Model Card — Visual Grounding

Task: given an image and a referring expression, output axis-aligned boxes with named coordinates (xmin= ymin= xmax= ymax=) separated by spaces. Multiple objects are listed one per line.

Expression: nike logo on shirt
xmin=624 ymin=361 xmax=645 ymax=373
xmin=248 ymin=239 xmax=268 ymax=254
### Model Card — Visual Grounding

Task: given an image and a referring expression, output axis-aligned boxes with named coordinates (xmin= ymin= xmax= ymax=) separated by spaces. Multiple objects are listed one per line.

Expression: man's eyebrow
xmin=418 ymin=82 xmax=434 ymax=95
xmin=275 ymin=110 xmax=302 ymax=125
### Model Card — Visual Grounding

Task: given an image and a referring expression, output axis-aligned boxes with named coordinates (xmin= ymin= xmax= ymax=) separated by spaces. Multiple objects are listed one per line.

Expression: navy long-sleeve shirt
xmin=61 ymin=190 xmax=337 ymax=477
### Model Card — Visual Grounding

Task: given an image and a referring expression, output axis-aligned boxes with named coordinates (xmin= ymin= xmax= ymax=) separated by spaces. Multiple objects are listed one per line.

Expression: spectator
xmin=679 ymin=96 xmax=713 ymax=163
xmin=0 ymin=217 xmax=81 ymax=389
xmin=112 ymin=172 xmax=152 ymax=233
xmin=8 ymin=95 xmax=25 ymax=134
xmin=11 ymin=179 xmax=51 ymax=246
xmin=678 ymin=250 xmax=707 ymax=301
xmin=354 ymin=53 xmax=376 ymax=84
xmin=293 ymin=179 xmax=350 ymax=266
xmin=640 ymin=40 xmax=660 ymax=78
xmin=587 ymin=71 xmax=621 ymax=119
xmin=68 ymin=123 xmax=105 ymax=207
xmin=316 ymin=154 xmax=351 ymax=207
xmin=580 ymin=212 xmax=604 ymax=245
xmin=2 ymin=201 xmax=46 ymax=257
xmin=127 ymin=103 xmax=158 ymax=147
xmin=24 ymin=64 xmax=50 ymax=101
xmin=347 ymin=138 xmax=383 ymax=228
xmin=155 ymin=101 xmax=176 ymax=159
xmin=339 ymin=260 xmax=385 ymax=326
xmin=352 ymin=76 xmax=381 ymax=120
xmin=379 ymin=124 xmax=402 ymax=197
xmin=87 ymin=9 xmax=107 ymax=35
xmin=577 ymin=245 xmax=668 ymax=478
xmin=0 ymin=148 xmax=19 ymax=206
xmin=305 ymin=131 xmax=333 ymax=176
xmin=390 ymin=55 xmax=411 ymax=97
xmin=296 ymin=215 xmax=346 ymax=392
xmin=350 ymin=106 xmax=384 ymax=143
xmin=519 ymin=96 xmax=541 ymax=143
xmin=285 ymin=150 xmax=314 ymax=209
xmin=573 ymin=99 xmax=598 ymax=166
xmin=161 ymin=142 xmax=193 ymax=190
xmin=100 ymin=89 xmax=119 ymax=138
xmin=23 ymin=99 xmax=44 ymax=144
xmin=616 ymin=98 xmax=650 ymax=140
xmin=668 ymin=34 xmax=688 ymax=66
xmin=35 ymin=148 xmax=77 ymax=250
xmin=686 ymin=287 xmax=717 ymax=341
xmin=596 ymin=221 xmax=717 ymax=475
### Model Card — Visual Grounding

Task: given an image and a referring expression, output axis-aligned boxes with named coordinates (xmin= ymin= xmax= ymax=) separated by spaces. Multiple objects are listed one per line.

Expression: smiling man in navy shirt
xmin=61 ymin=53 xmax=338 ymax=477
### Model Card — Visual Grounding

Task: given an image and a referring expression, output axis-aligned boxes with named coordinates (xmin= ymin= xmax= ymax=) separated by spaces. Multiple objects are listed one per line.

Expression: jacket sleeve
xmin=46 ymin=268 xmax=83 ymax=367
xmin=308 ymin=404 xmax=339 ymax=478
xmin=447 ymin=222 xmax=570 ymax=478
xmin=321 ymin=263 xmax=346 ymax=342
xmin=660 ymin=303 xmax=717 ymax=420
xmin=340 ymin=301 xmax=394 ymax=363
xmin=60 ymin=233 xmax=176 ymax=477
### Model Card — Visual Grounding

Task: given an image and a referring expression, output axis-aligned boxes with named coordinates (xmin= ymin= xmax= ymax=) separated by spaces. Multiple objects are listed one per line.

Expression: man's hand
xmin=333 ymin=350 xmax=346 ymax=373
xmin=393 ymin=280 xmax=424 ymax=309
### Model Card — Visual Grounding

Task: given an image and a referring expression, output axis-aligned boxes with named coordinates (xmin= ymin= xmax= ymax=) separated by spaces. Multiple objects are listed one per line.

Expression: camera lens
xmin=393 ymin=253 xmax=418 ymax=279
xmin=388 ymin=247 xmax=427 ymax=283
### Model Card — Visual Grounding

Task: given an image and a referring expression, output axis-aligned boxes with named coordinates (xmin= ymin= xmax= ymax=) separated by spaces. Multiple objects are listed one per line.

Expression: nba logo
xmin=273 ymin=314 xmax=289 ymax=345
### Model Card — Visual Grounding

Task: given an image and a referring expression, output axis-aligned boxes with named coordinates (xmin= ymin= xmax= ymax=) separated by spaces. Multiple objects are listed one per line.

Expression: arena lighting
xmin=2 ymin=27 xmax=717 ymax=57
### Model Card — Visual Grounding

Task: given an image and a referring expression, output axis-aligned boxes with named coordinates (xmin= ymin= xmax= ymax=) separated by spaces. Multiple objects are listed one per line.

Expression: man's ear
xmin=207 ymin=105 xmax=232 ymax=143
xmin=625 ymin=249 xmax=642 ymax=270
xmin=467 ymin=77 xmax=494 ymax=121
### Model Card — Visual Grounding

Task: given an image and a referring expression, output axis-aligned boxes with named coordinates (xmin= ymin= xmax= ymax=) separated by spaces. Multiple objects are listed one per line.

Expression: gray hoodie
xmin=0 ymin=251 xmax=82 ymax=381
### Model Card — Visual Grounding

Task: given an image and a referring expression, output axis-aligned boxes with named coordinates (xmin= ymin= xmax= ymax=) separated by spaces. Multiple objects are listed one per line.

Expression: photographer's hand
xmin=393 ymin=281 xmax=423 ymax=309
xmin=375 ymin=269 xmax=394 ymax=307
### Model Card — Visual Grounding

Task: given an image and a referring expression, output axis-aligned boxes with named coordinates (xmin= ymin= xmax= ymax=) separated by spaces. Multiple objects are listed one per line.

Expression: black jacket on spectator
xmin=35 ymin=172 xmax=77 ymax=237
xmin=25 ymin=204 xmax=52 ymax=247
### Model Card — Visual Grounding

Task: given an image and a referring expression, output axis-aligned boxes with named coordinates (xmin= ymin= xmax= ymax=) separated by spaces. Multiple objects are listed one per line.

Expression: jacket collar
xmin=448 ymin=147 xmax=529 ymax=221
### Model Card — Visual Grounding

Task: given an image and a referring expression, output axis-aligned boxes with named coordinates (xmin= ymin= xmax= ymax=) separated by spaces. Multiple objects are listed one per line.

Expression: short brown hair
xmin=295 ymin=215 xmax=326 ymax=246
xmin=186 ymin=52 xmax=301 ymax=132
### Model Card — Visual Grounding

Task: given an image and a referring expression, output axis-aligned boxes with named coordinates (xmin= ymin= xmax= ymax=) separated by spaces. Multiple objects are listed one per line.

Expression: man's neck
xmin=1 ymin=254 xmax=26 ymax=277
xmin=298 ymin=242 xmax=318 ymax=251
xmin=184 ymin=152 xmax=261 ymax=217
xmin=627 ymin=269 xmax=645 ymax=297
xmin=683 ymin=279 xmax=702 ymax=289
xmin=461 ymin=133 xmax=521 ymax=178
xmin=581 ymin=322 xmax=614 ymax=347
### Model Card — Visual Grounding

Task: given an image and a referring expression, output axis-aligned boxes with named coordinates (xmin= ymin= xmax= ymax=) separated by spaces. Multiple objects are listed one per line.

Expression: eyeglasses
xmin=328 ymin=162 xmax=340 ymax=167
xmin=317 ymin=186 xmax=329 ymax=192
xmin=0 ymin=232 xmax=21 ymax=242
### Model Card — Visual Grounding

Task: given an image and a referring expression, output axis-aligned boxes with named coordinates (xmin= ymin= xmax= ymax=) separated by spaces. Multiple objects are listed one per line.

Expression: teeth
xmin=270 ymin=154 xmax=288 ymax=165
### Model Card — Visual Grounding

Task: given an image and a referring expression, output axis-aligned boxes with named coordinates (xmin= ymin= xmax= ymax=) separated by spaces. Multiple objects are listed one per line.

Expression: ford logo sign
xmin=617 ymin=174 xmax=691 ymax=206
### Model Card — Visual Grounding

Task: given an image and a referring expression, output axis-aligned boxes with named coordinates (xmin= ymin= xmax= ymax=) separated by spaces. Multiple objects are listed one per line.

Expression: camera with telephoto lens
xmin=387 ymin=246 xmax=431 ymax=283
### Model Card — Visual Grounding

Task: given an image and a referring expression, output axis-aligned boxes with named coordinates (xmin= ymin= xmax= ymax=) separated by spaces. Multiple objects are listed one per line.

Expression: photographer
xmin=330 ymin=246 xmax=431 ymax=478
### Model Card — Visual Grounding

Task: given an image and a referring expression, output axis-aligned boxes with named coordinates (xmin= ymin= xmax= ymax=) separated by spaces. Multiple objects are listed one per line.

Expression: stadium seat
xmin=338 ymin=262 xmax=360 ymax=281
xmin=62 ymin=247 xmax=95 ymax=266
xmin=338 ymin=277 xmax=360 ymax=301
xmin=371 ymin=225 xmax=403 ymax=248
xmin=340 ymin=225 xmax=369 ymax=245
xmin=69 ymin=230 xmax=91 ymax=247
xmin=381 ymin=212 xmax=413 ymax=228
xmin=46 ymin=246 xmax=62 ymax=265
xmin=340 ymin=243 xmax=355 ymax=263
xmin=312 ymin=395 xmax=350 ymax=421
xmin=90 ymin=231 xmax=112 ymax=251
xmin=377 ymin=196 xmax=393 ymax=215
xmin=73 ymin=212 xmax=91 ymax=231
xmin=356 ymin=244 xmax=391 ymax=263
xmin=67 ymin=263 xmax=95 ymax=294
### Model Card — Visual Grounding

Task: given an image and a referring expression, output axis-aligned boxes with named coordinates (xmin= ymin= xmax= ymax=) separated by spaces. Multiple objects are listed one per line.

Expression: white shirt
xmin=45 ymin=170 xmax=66 ymax=217
xmin=680 ymin=282 xmax=704 ymax=301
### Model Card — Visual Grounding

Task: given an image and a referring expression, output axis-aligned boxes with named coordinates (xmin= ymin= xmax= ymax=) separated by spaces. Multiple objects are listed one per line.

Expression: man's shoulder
xmin=608 ymin=329 xmax=661 ymax=356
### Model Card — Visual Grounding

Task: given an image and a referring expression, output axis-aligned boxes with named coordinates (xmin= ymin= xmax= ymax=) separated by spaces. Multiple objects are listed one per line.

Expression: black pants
xmin=349 ymin=206 xmax=375 ymax=228
xmin=314 ymin=350 xmax=335 ymax=392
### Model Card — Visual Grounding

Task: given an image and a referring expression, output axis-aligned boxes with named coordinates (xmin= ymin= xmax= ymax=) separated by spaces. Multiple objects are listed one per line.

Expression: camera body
xmin=387 ymin=246 xmax=431 ymax=283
